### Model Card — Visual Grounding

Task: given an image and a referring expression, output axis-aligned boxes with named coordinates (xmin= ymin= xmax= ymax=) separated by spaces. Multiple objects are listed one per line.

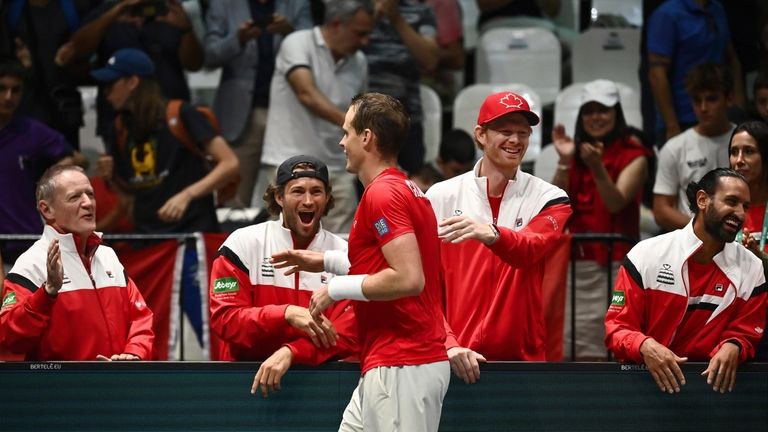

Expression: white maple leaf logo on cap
xmin=108 ymin=56 xmax=116 ymax=65
xmin=499 ymin=93 xmax=524 ymax=109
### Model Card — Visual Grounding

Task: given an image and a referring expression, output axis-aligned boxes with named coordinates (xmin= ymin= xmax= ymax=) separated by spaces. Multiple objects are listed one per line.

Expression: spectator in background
xmin=0 ymin=0 xmax=100 ymax=150
xmin=409 ymin=128 xmax=475 ymax=192
xmin=422 ymin=0 xmax=463 ymax=100
xmin=653 ymin=63 xmax=735 ymax=231
xmin=209 ymin=156 xmax=356 ymax=396
xmin=261 ymin=0 xmax=373 ymax=234
xmin=364 ymin=0 xmax=439 ymax=175
xmin=91 ymin=48 xmax=239 ymax=234
xmin=729 ymin=121 xmax=768 ymax=361
xmin=426 ymin=91 xmax=571 ymax=382
xmin=605 ymin=168 xmax=766 ymax=394
xmin=68 ymin=0 xmax=204 ymax=140
xmin=551 ymin=79 xmax=651 ymax=360
xmin=750 ymin=73 xmax=768 ymax=123
xmin=647 ymin=0 xmax=744 ymax=145
xmin=91 ymin=154 xmax=134 ymax=233
xmin=0 ymin=165 xmax=155 ymax=360
xmin=0 ymin=58 xmax=85 ymax=268
xmin=204 ymin=0 xmax=313 ymax=208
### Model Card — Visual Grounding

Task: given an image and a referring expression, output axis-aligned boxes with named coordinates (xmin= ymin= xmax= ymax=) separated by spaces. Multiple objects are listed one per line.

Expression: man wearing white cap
xmin=426 ymin=91 xmax=572 ymax=383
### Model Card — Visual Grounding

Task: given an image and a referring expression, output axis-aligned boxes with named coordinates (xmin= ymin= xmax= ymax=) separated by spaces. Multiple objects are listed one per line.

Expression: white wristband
xmin=328 ymin=274 xmax=369 ymax=301
xmin=323 ymin=249 xmax=350 ymax=275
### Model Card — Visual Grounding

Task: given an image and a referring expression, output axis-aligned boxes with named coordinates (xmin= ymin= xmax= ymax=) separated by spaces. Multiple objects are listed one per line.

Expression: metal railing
xmin=567 ymin=233 xmax=637 ymax=361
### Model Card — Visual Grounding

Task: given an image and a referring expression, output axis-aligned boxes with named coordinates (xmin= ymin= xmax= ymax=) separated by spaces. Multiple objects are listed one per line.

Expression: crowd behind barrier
xmin=2 ymin=231 xmax=637 ymax=362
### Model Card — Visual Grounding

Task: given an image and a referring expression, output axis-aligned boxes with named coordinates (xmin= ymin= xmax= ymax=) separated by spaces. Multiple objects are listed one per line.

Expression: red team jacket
xmin=208 ymin=219 xmax=357 ymax=364
xmin=0 ymin=226 xmax=155 ymax=360
xmin=605 ymin=222 xmax=767 ymax=363
xmin=427 ymin=162 xmax=572 ymax=360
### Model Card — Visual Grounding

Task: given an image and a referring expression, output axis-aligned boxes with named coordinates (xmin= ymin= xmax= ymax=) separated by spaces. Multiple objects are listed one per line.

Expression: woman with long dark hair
xmin=729 ymin=120 xmax=768 ymax=361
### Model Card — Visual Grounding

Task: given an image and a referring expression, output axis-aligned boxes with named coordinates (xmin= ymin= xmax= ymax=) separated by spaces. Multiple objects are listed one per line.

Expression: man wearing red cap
xmin=426 ymin=91 xmax=572 ymax=383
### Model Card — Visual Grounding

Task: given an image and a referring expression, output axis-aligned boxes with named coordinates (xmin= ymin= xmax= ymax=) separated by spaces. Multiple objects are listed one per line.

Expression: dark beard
xmin=702 ymin=204 xmax=739 ymax=243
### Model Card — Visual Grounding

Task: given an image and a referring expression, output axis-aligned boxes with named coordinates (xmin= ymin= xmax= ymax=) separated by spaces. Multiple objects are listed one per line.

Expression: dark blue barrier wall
xmin=1 ymin=361 xmax=767 ymax=431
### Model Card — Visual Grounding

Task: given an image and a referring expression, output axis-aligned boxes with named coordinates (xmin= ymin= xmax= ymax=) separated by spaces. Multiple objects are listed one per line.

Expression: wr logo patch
xmin=374 ymin=217 xmax=390 ymax=236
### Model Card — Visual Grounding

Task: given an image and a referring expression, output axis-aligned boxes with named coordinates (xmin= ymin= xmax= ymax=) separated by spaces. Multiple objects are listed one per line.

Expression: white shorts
xmin=338 ymin=360 xmax=450 ymax=432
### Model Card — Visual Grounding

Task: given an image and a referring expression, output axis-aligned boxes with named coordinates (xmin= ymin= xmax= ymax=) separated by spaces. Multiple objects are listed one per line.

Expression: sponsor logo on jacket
xmin=610 ymin=290 xmax=625 ymax=307
xmin=213 ymin=277 xmax=239 ymax=294
xmin=2 ymin=292 xmax=16 ymax=307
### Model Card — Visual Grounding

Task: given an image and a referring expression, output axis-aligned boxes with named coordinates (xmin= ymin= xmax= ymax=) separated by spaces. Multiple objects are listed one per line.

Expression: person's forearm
xmin=179 ymin=30 xmax=204 ymax=71
xmin=295 ymin=88 xmax=346 ymax=126
xmin=390 ymin=14 xmax=438 ymax=72
xmin=591 ymin=164 xmax=630 ymax=213
xmin=551 ymin=163 xmax=570 ymax=191
xmin=184 ymin=137 xmax=239 ymax=199
xmin=653 ymin=205 xmax=689 ymax=231
xmin=727 ymin=47 xmax=746 ymax=108
xmin=648 ymin=66 xmax=679 ymax=133
xmin=438 ymin=42 xmax=464 ymax=70
xmin=69 ymin=6 xmax=123 ymax=58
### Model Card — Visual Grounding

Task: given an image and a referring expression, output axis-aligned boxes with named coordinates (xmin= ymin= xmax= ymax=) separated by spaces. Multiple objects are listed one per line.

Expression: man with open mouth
xmin=208 ymin=155 xmax=357 ymax=397
xmin=606 ymin=167 xmax=767 ymax=395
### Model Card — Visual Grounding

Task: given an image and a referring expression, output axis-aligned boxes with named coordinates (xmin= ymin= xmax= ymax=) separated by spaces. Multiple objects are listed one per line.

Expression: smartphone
xmin=130 ymin=0 xmax=169 ymax=19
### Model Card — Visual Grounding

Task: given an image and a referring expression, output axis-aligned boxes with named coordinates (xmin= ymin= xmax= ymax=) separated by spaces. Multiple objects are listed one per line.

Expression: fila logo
xmin=715 ymin=283 xmax=724 ymax=292
xmin=656 ymin=264 xmax=674 ymax=285
xmin=499 ymin=93 xmax=524 ymax=109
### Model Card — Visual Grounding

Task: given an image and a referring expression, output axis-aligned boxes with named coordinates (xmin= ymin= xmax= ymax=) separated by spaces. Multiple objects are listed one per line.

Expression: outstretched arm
xmin=309 ymin=233 xmax=425 ymax=317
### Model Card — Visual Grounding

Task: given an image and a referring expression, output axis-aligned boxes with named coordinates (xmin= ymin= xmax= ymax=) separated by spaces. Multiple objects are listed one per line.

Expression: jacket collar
xmin=42 ymin=225 xmax=102 ymax=258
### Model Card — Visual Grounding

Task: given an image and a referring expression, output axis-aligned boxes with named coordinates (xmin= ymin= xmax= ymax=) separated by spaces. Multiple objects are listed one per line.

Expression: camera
xmin=130 ymin=0 xmax=169 ymax=19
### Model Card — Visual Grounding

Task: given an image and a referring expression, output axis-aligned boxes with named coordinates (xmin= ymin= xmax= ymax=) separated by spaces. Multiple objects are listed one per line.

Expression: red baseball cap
xmin=477 ymin=91 xmax=540 ymax=126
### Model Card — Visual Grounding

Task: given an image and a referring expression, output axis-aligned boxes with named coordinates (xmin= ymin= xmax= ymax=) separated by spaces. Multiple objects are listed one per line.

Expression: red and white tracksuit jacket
xmin=209 ymin=219 xmax=357 ymax=363
xmin=0 ymin=225 xmax=154 ymax=360
xmin=426 ymin=160 xmax=572 ymax=360
xmin=605 ymin=222 xmax=767 ymax=363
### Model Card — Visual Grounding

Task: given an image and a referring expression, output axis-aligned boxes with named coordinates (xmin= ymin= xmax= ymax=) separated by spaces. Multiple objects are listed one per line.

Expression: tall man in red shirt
xmin=605 ymin=168 xmax=767 ymax=394
xmin=309 ymin=92 xmax=449 ymax=431
xmin=426 ymin=92 xmax=572 ymax=383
